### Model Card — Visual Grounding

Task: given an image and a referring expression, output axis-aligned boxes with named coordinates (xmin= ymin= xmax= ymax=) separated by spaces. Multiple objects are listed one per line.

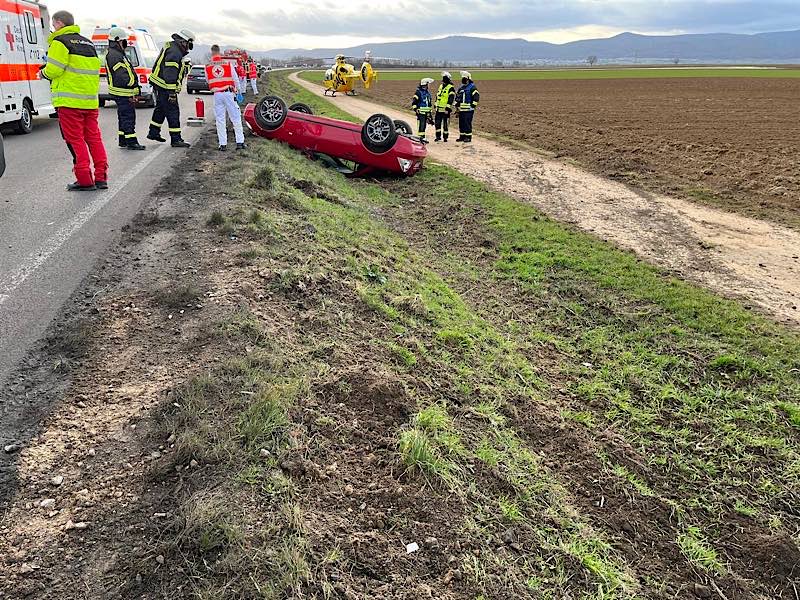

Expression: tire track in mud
xmin=290 ymin=72 xmax=800 ymax=327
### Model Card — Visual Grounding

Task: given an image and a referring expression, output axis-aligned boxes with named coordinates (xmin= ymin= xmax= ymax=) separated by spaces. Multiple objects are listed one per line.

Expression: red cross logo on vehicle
xmin=5 ymin=25 xmax=15 ymax=52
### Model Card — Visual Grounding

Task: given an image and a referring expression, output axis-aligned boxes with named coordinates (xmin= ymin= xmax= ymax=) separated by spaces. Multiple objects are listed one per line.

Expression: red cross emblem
xmin=212 ymin=64 xmax=224 ymax=78
xmin=5 ymin=25 xmax=15 ymax=52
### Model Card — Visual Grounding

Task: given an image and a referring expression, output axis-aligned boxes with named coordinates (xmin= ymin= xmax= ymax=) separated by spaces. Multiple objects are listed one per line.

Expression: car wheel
xmin=288 ymin=102 xmax=313 ymax=115
xmin=393 ymin=120 xmax=413 ymax=135
xmin=361 ymin=113 xmax=397 ymax=154
xmin=255 ymin=95 xmax=288 ymax=131
xmin=14 ymin=100 xmax=33 ymax=134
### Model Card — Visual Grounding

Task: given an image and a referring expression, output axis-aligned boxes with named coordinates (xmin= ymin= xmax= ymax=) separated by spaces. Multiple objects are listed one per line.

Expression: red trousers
xmin=57 ymin=107 xmax=108 ymax=186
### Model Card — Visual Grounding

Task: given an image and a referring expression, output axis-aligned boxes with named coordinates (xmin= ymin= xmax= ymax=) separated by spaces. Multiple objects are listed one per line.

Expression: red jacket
xmin=236 ymin=62 xmax=245 ymax=77
xmin=248 ymin=62 xmax=257 ymax=78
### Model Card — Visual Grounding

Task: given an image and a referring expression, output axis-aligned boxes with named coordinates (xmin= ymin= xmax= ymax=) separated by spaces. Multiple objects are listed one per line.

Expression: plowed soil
xmin=364 ymin=78 xmax=800 ymax=228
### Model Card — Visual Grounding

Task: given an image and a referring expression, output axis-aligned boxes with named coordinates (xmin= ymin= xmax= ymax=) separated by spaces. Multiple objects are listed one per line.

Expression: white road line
xmin=0 ymin=142 xmax=170 ymax=306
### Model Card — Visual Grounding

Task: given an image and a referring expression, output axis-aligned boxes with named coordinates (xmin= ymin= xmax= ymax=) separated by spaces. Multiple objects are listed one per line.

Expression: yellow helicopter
xmin=322 ymin=51 xmax=378 ymax=96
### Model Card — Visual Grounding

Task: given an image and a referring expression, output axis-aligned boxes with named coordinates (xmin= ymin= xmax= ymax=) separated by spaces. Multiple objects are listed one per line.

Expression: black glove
xmin=168 ymin=93 xmax=178 ymax=103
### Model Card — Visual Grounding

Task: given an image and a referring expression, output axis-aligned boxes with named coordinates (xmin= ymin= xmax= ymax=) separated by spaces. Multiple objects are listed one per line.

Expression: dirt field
xmin=363 ymin=77 xmax=800 ymax=228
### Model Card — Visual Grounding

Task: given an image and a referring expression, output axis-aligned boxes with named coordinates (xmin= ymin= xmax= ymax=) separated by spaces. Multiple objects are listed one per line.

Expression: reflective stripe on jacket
xmin=456 ymin=81 xmax=479 ymax=111
xmin=436 ymin=82 xmax=455 ymax=111
xmin=150 ymin=41 xmax=187 ymax=90
xmin=205 ymin=56 xmax=236 ymax=92
xmin=411 ymin=87 xmax=432 ymax=113
xmin=42 ymin=25 xmax=100 ymax=109
xmin=105 ymin=45 xmax=139 ymax=97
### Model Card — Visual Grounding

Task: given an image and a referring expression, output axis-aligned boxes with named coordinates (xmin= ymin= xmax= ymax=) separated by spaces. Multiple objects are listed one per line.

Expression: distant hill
xmin=264 ymin=30 xmax=800 ymax=64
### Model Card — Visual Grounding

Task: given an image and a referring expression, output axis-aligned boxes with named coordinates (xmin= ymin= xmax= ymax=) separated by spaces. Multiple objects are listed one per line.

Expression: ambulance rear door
xmin=0 ymin=2 xmax=27 ymax=126
xmin=19 ymin=1 xmax=52 ymax=115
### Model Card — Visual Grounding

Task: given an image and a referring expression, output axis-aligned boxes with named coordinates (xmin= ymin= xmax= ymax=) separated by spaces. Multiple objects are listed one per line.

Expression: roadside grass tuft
xmin=249 ymin=165 xmax=275 ymax=191
xmin=154 ymin=283 xmax=201 ymax=309
xmin=677 ymin=526 xmax=726 ymax=574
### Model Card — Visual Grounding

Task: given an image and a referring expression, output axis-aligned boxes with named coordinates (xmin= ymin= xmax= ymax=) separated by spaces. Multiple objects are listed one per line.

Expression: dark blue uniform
xmin=105 ymin=44 xmax=142 ymax=149
xmin=148 ymin=40 xmax=190 ymax=146
xmin=456 ymin=80 xmax=480 ymax=142
xmin=411 ymin=85 xmax=433 ymax=141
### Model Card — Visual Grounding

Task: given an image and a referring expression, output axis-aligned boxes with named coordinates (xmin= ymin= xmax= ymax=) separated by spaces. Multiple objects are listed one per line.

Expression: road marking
xmin=0 ymin=142 xmax=171 ymax=306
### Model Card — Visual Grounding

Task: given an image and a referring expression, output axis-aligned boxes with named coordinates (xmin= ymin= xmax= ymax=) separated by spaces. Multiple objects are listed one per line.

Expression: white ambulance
xmin=0 ymin=0 xmax=54 ymax=133
xmin=91 ymin=26 xmax=159 ymax=108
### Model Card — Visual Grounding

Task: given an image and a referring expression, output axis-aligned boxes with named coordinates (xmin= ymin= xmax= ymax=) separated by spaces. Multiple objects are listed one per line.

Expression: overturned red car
xmin=243 ymin=95 xmax=427 ymax=177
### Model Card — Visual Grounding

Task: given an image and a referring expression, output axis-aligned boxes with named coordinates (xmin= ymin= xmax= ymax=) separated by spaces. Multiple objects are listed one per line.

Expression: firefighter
xmin=42 ymin=10 xmax=108 ymax=191
xmin=248 ymin=60 xmax=259 ymax=95
xmin=206 ymin=45 xmax=246 ymax=152
xmin=411 ymin=78 xmax=434 ymax=143
xmin=455 ymin=71 xmax=480 ymax=143
xmin=434 ymin=71 xmax=455 ymax=142
xmin=147 ymin=30 xmax=194 ymax=148
xmin=105 ymin=27 xmax=145 ymax=151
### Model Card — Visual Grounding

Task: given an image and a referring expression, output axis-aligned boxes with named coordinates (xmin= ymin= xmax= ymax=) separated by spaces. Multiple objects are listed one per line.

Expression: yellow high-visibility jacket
xmin=42 ymin=25 xmax=100 ymax=109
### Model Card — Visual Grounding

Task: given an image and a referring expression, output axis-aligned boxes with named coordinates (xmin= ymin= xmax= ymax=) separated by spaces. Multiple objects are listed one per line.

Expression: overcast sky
xmin=63 ymin=0 xmax=800 ymax=50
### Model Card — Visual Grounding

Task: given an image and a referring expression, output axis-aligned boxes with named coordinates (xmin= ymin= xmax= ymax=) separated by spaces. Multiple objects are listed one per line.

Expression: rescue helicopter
xmin=322 ymin=51 xmax=378 ymax=96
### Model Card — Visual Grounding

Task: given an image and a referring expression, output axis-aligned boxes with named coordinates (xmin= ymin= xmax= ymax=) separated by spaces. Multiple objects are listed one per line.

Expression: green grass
xmin=300 ymin=67 xmax=800 ymax=82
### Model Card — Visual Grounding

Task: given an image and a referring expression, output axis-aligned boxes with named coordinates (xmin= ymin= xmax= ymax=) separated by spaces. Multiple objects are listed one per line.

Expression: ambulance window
xmin=125 ymin=47 xmax=140 ymax=67
xmin=24 ymin=11 xmax=37 ymax=44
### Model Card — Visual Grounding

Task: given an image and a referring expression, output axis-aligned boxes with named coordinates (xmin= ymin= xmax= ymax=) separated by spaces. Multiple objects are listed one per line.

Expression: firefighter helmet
xmin=172 ymin=29 xmax=196 ymax=43
xmin=108 ymin=27 xmax=127 ymax=43
xmin=442 ymin=71 xmax=451 ymax=79
xmin=420 ymin=77 xmax=434 ymax=86
xmin=460 ymin=71 xmax=471 ymax=80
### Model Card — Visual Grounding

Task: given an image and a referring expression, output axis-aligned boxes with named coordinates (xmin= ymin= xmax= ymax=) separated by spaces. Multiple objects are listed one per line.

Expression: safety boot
xmin=96 ymin=181 xmax=109 ymax=190
xmin=171 ymin=140 xmax=191 ymax=148
xmin=236 ymin=143 xmax=247 ymax=150
xmin=218 ymin=145 xmax=227 ymax=152
xmin=147 ymin=132 xmax=167 ymax=143
xmin=66 ymin=182 xmax=96 ymax=191
xmin=126 ymin=139 xmax=146 ymax=151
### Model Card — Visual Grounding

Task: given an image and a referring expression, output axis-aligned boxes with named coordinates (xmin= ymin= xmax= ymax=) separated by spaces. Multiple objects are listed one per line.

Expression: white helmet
xmin=108 ymin=27 xmax=127 ymax=43
xmin=420 ymin=77 xmax=434 ymax=86
xmin=173 ymin=29 xmax=195 ymax=43
xmin=442 ymin=71 xmax=451 ymax=79
xmin=460 ymin=70 xmax=471 ymax=79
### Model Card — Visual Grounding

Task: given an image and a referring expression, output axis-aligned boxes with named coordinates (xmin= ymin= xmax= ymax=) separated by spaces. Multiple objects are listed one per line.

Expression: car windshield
xmin=191 ymin=66 xmax=205 ymax=75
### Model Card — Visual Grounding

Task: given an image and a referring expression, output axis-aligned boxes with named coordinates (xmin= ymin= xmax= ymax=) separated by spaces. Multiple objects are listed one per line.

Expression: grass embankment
xmin=154 ymin=70 xmax=800 ymax=599
xmin=300 ymin=67 xmax=800 ymax=83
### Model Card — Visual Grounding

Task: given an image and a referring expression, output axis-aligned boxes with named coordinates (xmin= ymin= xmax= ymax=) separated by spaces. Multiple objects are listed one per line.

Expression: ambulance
xmin=0 ymin=0 xmax=54 ymax=133
xmin=91 ymin=26 xmax=159 ymax=108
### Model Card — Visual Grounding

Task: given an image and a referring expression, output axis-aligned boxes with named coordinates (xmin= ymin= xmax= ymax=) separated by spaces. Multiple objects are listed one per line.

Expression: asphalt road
xmin=0 ymin=93 xmax=203 ymax=389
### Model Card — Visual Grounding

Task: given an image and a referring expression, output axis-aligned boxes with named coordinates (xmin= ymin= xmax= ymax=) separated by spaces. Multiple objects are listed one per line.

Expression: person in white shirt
xmin=205 ymin=45 xmax=246 ymax=151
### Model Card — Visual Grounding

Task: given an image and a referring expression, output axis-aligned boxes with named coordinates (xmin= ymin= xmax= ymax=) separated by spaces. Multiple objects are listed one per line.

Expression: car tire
xmin=361 ymin=113 xmax=397 ymax=154
xmin=288 ymin=102 xmax=313 ymax=115
xmin=393 ymin=120 xmax=413 ymax=135
xmin=254 ymin=95 xmax=288 ymax=131
xmin=14 ymin=100 xmax=33 ymax=134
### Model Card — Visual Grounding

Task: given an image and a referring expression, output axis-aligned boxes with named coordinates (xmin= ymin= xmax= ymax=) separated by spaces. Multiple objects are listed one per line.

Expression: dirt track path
xmin=291 ymin=73 xmax=800 ymax=326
